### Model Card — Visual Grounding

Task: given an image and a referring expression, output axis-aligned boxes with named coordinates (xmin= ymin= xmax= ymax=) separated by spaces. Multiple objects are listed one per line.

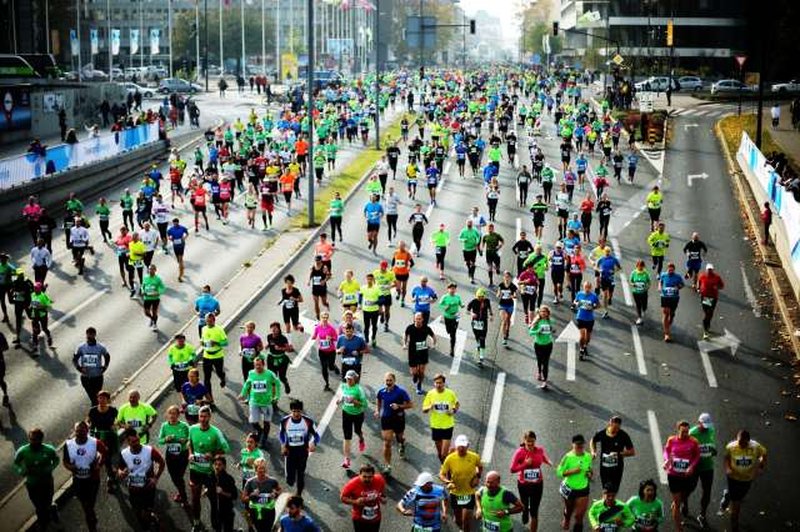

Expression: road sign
xmin=542 ymin=34 xmax=551 ymax=54
xmin=735 ymin=55 xmax=747 ymax=68
xmin=612 ymin=53 xmax=624 ymax=66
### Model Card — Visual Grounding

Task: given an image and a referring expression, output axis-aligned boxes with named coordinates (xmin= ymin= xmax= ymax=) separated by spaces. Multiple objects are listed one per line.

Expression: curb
xmin=714 ymin=119 xmax=800 ymax=357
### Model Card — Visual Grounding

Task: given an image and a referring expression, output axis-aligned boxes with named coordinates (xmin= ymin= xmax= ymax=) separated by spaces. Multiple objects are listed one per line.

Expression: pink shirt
xmin=663 ymin=435 xmax=701 ymax=477
xmin=23 ymin=204 xmax=43 ymax=221
xmin=313 ymin=323 xmax=337 ymax=352
xmin=510 ymin=445 xmax=549 ymax=484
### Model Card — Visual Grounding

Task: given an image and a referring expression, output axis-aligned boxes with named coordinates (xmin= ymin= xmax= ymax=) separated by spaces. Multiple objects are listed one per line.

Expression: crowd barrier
xmin=737 ymin=131 xmax=800 ymax=295
xmin=0 ymin=122 xmax=161 ymax=191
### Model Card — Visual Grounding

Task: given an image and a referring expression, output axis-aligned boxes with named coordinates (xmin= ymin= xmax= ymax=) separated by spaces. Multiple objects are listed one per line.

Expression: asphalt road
xmin=10 ymin=90 xmax=800 ymax=531
xmin=0 ymin=94 xmax=400 ymax=503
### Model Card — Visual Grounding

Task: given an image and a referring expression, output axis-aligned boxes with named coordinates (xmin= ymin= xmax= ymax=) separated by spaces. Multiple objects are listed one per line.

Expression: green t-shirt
xmin=168 ymin=344 xmax=196 ymax=370
xmin=478 ymin=486 xmax=516 ymax=531
xmin=120 ymin=195 xmax=134 ymax=210
xmin=366 ymin=180 xmax=383 ymax=195
xmin=438 ymin=294 xmax=463 ymax=319
xmin=588 ymin=499 xmax=635 ymax=529
xmin=373 ymin=270 xmax=395 ymax=296
xmin=625 ymin=496 xmax=665 ymax=530
xmin=528 ymin=318 xmax=554 ymax=345
xmin=360 ymin=285 xmax=382 ymax=312
xmin=29 ymin=292 xmax=52 ymax=318
xmin=340 ymin=383 xmax=368 ymax=416
xmin=647 ymin=232 xmax=670 ymax=257
xmin=688 ymin=426 xmax=716 ymax=471
xmin=524 ymin=254 xmax=549 ymax=279
xmin=241 ymin=369 xmax=281 ymax=406
xmin=13 ymin=443 xmax=59 ymax=485
xmin=459 ymin=228 xmax=481 ymax=251
xmin=188 ymin=424 xmax=230 ymax=474
xmin=557 ymin=450 xmax=592 ymax=490
xmin=431 ymin=230 xmax=450 ymax=248
xmin=629 ymin=270 xmax=651 ymax=294
xmin=541 ymin=167 xmax=554 ymax=182
xmin=201 ymin=325 xmax=228 ymax=359
xmin=158 ymin=420 xmax=190 ymax=456
xmin=329 ymin=198 xmax=344 ymax=217
xmin=240 ymin=447 xmax=267 ymax=481
xmin=141 ymin=274 xmax=165 ymax=301
xmin=95 ymin=204 xmax=111 ymax=221
xmin=482 ymin=232 xmax=504 ymax=253
xmin=116 ymin=403 xmax=158 ymax=438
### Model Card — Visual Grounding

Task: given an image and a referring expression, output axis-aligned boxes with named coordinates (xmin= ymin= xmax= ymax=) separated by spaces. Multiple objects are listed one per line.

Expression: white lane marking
xmin=290 ymin=317 xmax=319 ymax=369
xmin=610 ymin=238 xmax=623 ymax=261
xmin=516 ymin=217 xmax=522 ymax=239
xmin=699 ymin=347 xmax=719 ymax=388
xmin=450 ymin=329 xmax=467 ymax=375
xmin=693 ymin=110 xmax=709 ymax=117
xmin=566 ymin=342 xmax=576 ymax=381
xmin=316 ymin=388 xmax=343 ymax=440
xmin=49 ymin=289 xmax=111 ymax=331
xmin=647 ymin=410 xmax=668 ymax=485
xmin=556 ymin=322 xmax=581 ymax=382
xmin=481 ymin=372 xmax=507 ymax=464
xmin=631 ymin=325 xmax=647 ymax=375
xmin=620 ymin=274 xmax=633 ymax=306
xmin=740 ymin=264 xmax=762 ymax=318
xmin=424 ymin=162 xmax=450 ymax=218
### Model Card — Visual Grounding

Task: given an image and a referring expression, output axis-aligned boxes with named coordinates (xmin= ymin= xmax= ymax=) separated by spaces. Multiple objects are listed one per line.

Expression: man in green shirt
xmin=29 ymin=282 xmax=53 ymax=348
xmin=481 ymin=224 xmax=505 ymax=286
xmin=688 ymin=413 xmax=717 ymax=527
xmin=329 ymin=191 xmax=344 ymax=243
xmin=14 ymin=428 xmax=60 ymax=529
xmin=588 ymin=485 xmax=635 ymax=530
xmin=201 ymin=313 xmax=228 ymax=400
xmin=167 ymin=333 xmax=196 ymax=391
xmin=116 ymin=389 xmax=158 ymax=444
xmin=238 ymin=357 xmax=281 ymax=448
xmin=458 ymin=220 xmax=482 ymax=284
xmin=141 ymin=264 xmax=165 ymax=331
xmin=629 ymin=263 xmax=652 ymax=325
xmin=430 ymin=223 xmax=451 ymax=280
xmin=647 ymin=222 xmax=670 ymax=275
xmin=438 ymin=282 xmax=463 ymax=356
xmin=188 ymin=406 xmax=230 ymax=530
xmin=475 ymin=471 xmax=523 ymax=532
xmin=120 ymin=189 xmax=135 ymax=231
xmin=312 ymin=151 xmax=326 ymax=184
xmin=338 ymin=370 xmax=368 ymax=470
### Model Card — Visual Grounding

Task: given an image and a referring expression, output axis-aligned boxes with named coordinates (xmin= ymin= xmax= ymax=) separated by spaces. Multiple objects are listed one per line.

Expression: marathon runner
xmin=439 ymin=434 xmax=482 ymax=532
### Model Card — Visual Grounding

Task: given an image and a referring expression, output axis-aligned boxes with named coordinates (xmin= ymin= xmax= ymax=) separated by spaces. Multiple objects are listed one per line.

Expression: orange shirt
xmin=392 ymin=250 xmax=413 ymax=276
xmin=279 ymin=173 xmax=296 ymax=193
xmin=315 ymin=241 xmax=335 ymax=261
xmin=295 ymin=139 xmax=309 ymax=156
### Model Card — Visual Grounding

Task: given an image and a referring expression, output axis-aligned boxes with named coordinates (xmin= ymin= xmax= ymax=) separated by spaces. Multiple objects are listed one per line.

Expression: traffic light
xmin=470 ymin=20 xmax=476 ymax=34
xmin=666 ymin=19 xmax=673 ymax=46
xmin=553 ymin=22 xmax=559 ymax=36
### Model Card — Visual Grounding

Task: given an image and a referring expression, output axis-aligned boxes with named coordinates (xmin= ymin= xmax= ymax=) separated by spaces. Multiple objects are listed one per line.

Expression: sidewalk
xmin=763 ymin=103 xmax=800 ymax=167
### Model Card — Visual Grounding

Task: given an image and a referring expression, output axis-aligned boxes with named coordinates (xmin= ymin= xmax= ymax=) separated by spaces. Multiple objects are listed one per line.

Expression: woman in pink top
xmin=662 ymin=420 xmax=701 ymax=532
xmin=312 ymin=311 xmax=339 ymax=391
xmin=509 ymin=430 xmax=552 ymax=532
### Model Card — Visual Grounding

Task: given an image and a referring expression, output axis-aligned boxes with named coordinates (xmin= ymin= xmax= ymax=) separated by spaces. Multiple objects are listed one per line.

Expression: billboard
xmin=0 ymin=87 xmax=32 ymax=132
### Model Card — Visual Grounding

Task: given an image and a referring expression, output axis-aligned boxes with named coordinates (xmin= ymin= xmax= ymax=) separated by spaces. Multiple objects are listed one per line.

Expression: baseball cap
xmin=454 ymin=434 xmax=469 ymax=447
xmin=345 ymin=370 xmax=359 ymax=379
xmin=555 ymin=241 xmax=564 ymax=247
xmin=698 ymin=413 xmax=713 ymax=428
xmin=414 ymin=472 xmax=435 ymax=486
xmin=706 ymin=263 xmax=714 ymax=270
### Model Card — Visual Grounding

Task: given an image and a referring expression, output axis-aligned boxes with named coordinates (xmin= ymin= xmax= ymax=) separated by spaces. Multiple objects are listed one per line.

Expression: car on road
xmin=119 ymin=82 xmax=155 ymax=98
xmin=678 ymin=76 xmax=704 ymax=92
xmin=710 ymin=79 xmax=755 ymax=94
xmin=158 ymin=77 xmax=202 ymax=94
xmin=634 ymin=76 xmax=680 ymax=92
xmin=771 ymin=79 xmax=800 ymax=93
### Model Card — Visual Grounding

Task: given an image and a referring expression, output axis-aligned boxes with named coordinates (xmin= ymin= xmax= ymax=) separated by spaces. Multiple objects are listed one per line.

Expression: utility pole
xmin=196 ymin=1 xmax=201 ymax=80
xmin=204 ymin=0 xmax=209 ymax=90
xmin=168 ymin=0 xmax=173 ymax=77
xmin=261 ymin=0 xmax=266 ymax=76
xmin=306 ymin=0 xmax=315 ymax=226
xmin=755 ymin=6 xmax=766 ymax=149
xmin=374 ymin=0 xmax=380 ymax=150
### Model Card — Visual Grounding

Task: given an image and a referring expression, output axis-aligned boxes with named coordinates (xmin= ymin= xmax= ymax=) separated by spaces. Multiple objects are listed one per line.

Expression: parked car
xmin=158 ymin=77 xmax=202 ymax=94
xmin=634 ymin=76 xmax=680 ymax=92
xmin=771 ymin=79 xmax=800 ymax=93
xmin=710 ymin=79 xmax=754 ymax=94
xmin=677 ymin=76 xmax=704 ymax=92
xmin=64 ymin=68 xmax=108 ymax=81
xmin=119 ymin=82 xmax=155 ymax=98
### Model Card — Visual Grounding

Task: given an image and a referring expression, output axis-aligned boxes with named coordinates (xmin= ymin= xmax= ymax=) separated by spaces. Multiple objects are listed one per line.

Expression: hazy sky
xmin=457 ymin=0 xmax=557 ymax=46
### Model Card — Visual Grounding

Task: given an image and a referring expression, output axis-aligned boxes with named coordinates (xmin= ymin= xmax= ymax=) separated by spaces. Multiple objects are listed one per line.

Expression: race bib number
xmin=601 ymin=453 xmax=619 ymax=468
xmin=133 ymin=260 xmax=144 ymax=268
xmin=456 ymin=494 xmax=472 ymax=505
xmin=559 ymin=481 xmax=573 ymax=499
xmin=735 ymin=456 xmax=753 ymax=468
xmin=166 ymin=443 xmax=182 ymax=455
xmin=395 ymin=259 xmax=406 ymax=268
xmin=128 ymin=474 xmax=147 ymax=488
xmin=342 ymin=357 xmax=357 ymax=365
xmin=473 ymin=320 xmax=485 ymax=331
xmin=288 ymin=434 xmax=304 ymax=445
xmin=433 ymin=403 xmax=449 ymax=412
xmin=362 ymin=505 xmax=378 ymax=520
xmin=500 ymin=290 xmax=512 ymax=299
xmin=82 ymin=354 xmax=99 ymax=366
xmin=633 ymin=281 xmax=646 ymax=291
xmin=172 ymin=238 xmax=183 ymax=246
xmin=580 ymin=300 xmax=594 ymax=310
xmin=523 ymin=468 xmax=541 ymax=482
xmin=413 ymin=525 xmax=434 ymax=532
xmin=415 ymin=340 xmax=428 ymax=351
xmin=187 ymin=404 xmax=200 ymax=416
xmin=312 ymin=276 xmax=323 ymax=286
xmin=672 ymin=458 xmax=690 ymax=473
xmin=524 ymin=285 xmax=536 ymax=295
xmin=702 ymin=297 xmax=715 ymax=307
xmin=284 ymin=299 xmax=296 ymax=309
xmin=319 ymin=339 xmax=331 ymax=350
xmin=342 ymin=293 xmax=358 ymax=304
xmin=75 ymin=467 xmax=91 ymax=480
xmin=699 ymin=444 xmax=713 ymax=458
xmin=483 ymin=521 xmax=501 ymax=532
xmin=252 ymin=381 xmax=268 ymax=391
xmin=663 ymin=286 xmax=677 ymax=297
xmin=193 ymin=453 xmax=209 ymax=464
xmin=241 ymin=348 xmax=256 ymax=360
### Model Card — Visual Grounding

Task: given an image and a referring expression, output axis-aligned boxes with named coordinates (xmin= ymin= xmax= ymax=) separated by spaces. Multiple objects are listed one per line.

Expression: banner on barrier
xmin=0 ymin=122 xmax=161 ymax=191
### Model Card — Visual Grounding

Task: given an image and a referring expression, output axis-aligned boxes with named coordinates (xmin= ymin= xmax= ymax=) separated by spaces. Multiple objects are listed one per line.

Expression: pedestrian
xmin=212 ymin=456 xmax=238 ymax=532
xmin=242 ymin=457 xmax=282 ymax=532
xmin=158 ymin=404 xmax=191 ymax=506
xmin=30 ymin=237 xmax=53 ymax=284
xmin=279 ymin=495 xmax=321 ymax=531
xmin=396 ymin=471 xmax=448 ymax=531
xmin=116 ymin=389 xmax=158 ymax=444
xmin=697 ymin=264 xmax=725 ymax=340
xmin=760 ymin=202 xmax=772 ymax=245
xmin=770 ymin=102 xmax=780 ymax=128
xmin=10 ymin=269 xmax=34 ymax=345
xmin=663 ymin=420 xmax=700 ymax=532
xmin=509 ymin=431 xmax=551 ymax=531
xmin=475 ymin=471 xmax=524 ymax=531
xmin=63 ymin=420 xmax=107 ymax=532
xmin=687 ymin=413 xmax=716 ymax=528
xmin=73 ymin=327 xmax=111 ymax=405
xmin=13 ymin=428 xmax=60 ymax=530
xmin=588 ymin=484 xmax=635 ymax=530
xmin=340 ymin=463 xmax=387 ymax=532
xmin=117 ymin=428 xmax=165 ymax=530
xmin=590 ymin=415 xmax=636 ymax=493
xmin=719 ymin=429 xmax=767 ymax=532
xmin=279 ymin=399 xmax=319 ymax=496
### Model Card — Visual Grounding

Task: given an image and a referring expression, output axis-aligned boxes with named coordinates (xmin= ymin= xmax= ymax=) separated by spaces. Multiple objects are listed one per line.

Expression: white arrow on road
xmin=429 ymin=315 xmax=468 ymax=375
xmin=696 ymin=329 xmax=741 ymax=388
xmin=683 ymin=123 xmax=699 ymax=131
xmin=291 ymin=311 xmax=321 ymax=369
xmin=687 ymin=172 xmax=709 ymax=187
xmin=556 ymin=321 xmax=581 ymax=381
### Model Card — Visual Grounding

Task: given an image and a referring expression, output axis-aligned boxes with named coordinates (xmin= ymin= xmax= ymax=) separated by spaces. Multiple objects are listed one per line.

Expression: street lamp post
xmin=306 ymin=0 xmax=315 ymax=226
xmin=204 ymin=0 xmax=209 ymax=90
xmin=374 ymin=0 xmax=380 ymax=150
xmin=168 ymin=0 xmax=173 ymax=77
xmin=261 ymin=0 xmax=266 ymax=76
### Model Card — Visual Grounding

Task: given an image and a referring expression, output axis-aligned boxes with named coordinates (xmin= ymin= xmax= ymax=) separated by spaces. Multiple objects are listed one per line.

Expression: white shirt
xmin=70 ymin=226 xmax=90 ymax=247
xmin=30 ymin=246 xmax=52 ymax=268
xmin=152 ymin=200 xmax=170 ymax=225
xmin=771 ymin=105 xmax=781 ymax=119
xmin=141 ymin=229 xmax=159 ymax=252
xmin=375 ymin=160 xmax=390 ymax=175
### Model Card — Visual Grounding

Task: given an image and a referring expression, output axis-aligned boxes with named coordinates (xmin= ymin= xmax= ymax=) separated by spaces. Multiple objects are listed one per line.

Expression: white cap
xmin=414 ymin=472 xmax=435 ymax=486
xmin=454 ymin=434 xmax=470 ymax=448
xmin=706 ymin=263 xmax=714 ymax=270
xmin=345 ymin=370 xmax=359 ymax=379
xmin=698 ymin=413 xmax=713 ymax=428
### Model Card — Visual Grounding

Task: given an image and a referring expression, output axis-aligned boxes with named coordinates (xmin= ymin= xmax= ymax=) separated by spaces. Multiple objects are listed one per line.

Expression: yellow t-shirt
xmin=422 ymin=388 xmax=458 ymax=430
xmin=440 ymin=450 xmax=481 ymax=495
xmin=725 ymin=440 xmax=766 ymax=482
xmin=338 ymin=279 xmax=361 ymax=306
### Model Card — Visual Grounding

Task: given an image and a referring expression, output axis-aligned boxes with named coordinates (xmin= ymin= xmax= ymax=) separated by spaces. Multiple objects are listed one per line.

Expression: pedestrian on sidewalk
xmin=760 ymin=202 xmax=772 ymax=245
xmin=771 ymin=103 xmax=781 ymax=128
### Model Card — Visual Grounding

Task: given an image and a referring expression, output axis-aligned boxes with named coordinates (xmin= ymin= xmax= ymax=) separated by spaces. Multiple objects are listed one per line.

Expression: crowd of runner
xmin=3 ymin=67 xmax=768 ymax=532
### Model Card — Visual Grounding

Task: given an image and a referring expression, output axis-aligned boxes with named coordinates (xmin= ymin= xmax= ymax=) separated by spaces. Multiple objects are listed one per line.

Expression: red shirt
xmin=341 ymin=474 xmax=386 ymax=522
xmin=295 ymin=139 xmax=309 ymax=156
xmin=22 ymin=204 xmax=43 ymax=221
xmin=579 ymin=199 xmax=594 ymax=213
xmin=697 ymin=272 xmax=724 ymax=299
xmin=510 ymin=445 xmax=549 ymax=484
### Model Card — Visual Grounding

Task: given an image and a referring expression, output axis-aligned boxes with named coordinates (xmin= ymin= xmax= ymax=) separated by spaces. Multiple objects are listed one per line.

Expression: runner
xmin=200 ymin=313 xmax=228 ymax=400
xmin=475 ymin=471 xmax=524 ymax=532
xmin=466 ymin=288 xmax=493 ymax=366
xmin=596 ymin=247 xmax=622 ymax=319
xmin=13 ymin=428 xmax=60 ymax=530
xmin=30 ymin=238 xmax=52 ymax=284
xmin=646 ymin=185 xmax=664 ymax=232
xmin=384 ymin=187 xmax=400 ymax=246
xmin=359 ymin=273 xmax=382 ymax=347
xmin=338 ymin=270 xmax=361 ymax=314
xmin=573 ymin=280 xmax=599 ymax=360
xmin=486 ymin=183 xmax=501 ymax=222
xmin=239 ymin=320 xmax=264 ymax=381
xmin=265 ymin=321 xmax=294 ymax=394
xmin=627 ymin=479 xmax=666 ymax=531
xmin=482 ymin=223 xmax=505 ymax=287
xmin=117 ymin=428 xmax=165 ymax=530
xmin=187 ymin=406 xmax=230 ymax=532
xmin=662 ymin=420 xmax=701 ymax=532
xmin=517 ymin=165 xmax=532 ymax=207
xmin=374 ymin=372 xmax=412 ymax=475
xmin=459 ymin=219 xmax=482 ymax=284
xmin=340 ymin=463 xmax=387 ymax=531
xmin=189 ymin=181 xmax=210 ymax=232
xmin=194 ymin=284 xmax=220 ymax=338
xmin=364 ymin=194 xmax=384 ymax=255
xmin=439 ymin=434 xmax=482 ymax=532
xmin=211 ymin=456 xmax=237 ymax=531
xmin=140 ymin=221 xmax=160 ymax=266
xmin=338 ymin=370 xmax=369 ymax=470
xmin=687 ymin=413 xmax=716 ymax=528
xmin=70 ymin=218 xmax=91 ymax=275
xmin=437 ymin=282 xmax=463 ymax=357
xmin=423 ymin=374 xmax=460 ymax=463
xmin=556 ymin=434 xmax=593 ymax=532
xmin=512 ymin=231 xmax=535 ymax=277
xmin=697 ymin=264 xmax=725 ymax=340
xmin=127 ymin=232 xmax=147 ymax=296
xmin=141 ymin=264 xmax=166 ymax=331
xmin=259 ymin=174 xmax=277 ymax=230
xmin=590 ymin=415 xmax=636 ymax=493
xmin=411 ymin=276 xmax=438 ymax=325
xmin=528 ymin=305 xmax=555 ymax=389
xmin=242 ymin=458 xmax=282 ymax=531
xmin=430 ymin=223 xmax=451 ymax=280
xmin=312 ymin=312 xmax=340 ymax=390
xmin=28 ymin=282 xmax=52 ymax=349
xmin=308 ymin=255 xmax=331 ymax=320
xmin=630 ymin=260 xmax=651 ymax=325
xmin=239 ymin=356 xmax=281 ymax=448
xmin=397 ymin=471 xmax=448 ymax=531
xmin=658 ymin=262 xmax=684 ymax=342
xmin=509 ymin=430 xmax=552 ymax=530
xmin=279 ymin=495 xmax=320 ymax=531
xmin=404 ymin=312 xmax=436 ymax=396
xmin=409 ymin=204 xmax=429 ymax=256
xmin=588 ymin=484 xmax=635 ymax=530
xmin=158 ymin=405 xmax=191 ymax=507
xmin=683 ymin=232 xmax=708 ymax=290
xmin=181 ymin=368 xmax=211 ymax=425
xmin=719 ymin=429 xmax=767 ymax=532
xmin=279 ymin=274 xmax=305 ymax=334
xmin=392 ymin=241 xmax=414 ymax=307
xmin=596 ymin=194 xmax=612 ymax=241
xmin=496 ymin=271 xmax=518 ymax=347
xmin=279 ymin=399 xmax=319 ymax=496
xmin=73 ymin=327 xmax=111 ymax=406
xmin=426 ymin=163 xmax=440 ymax=206
xmin=167 ymin=218 xmax=190 ymax=282
xmin=87 ymin=390 xmax=118 ymax=492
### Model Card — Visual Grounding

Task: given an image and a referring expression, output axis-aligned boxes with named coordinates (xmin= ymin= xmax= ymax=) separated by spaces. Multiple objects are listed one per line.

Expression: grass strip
xmin=718 ymin=114 xmax=780 ymax=158
xmin=291 ymin=118 xmax=403 ymax=229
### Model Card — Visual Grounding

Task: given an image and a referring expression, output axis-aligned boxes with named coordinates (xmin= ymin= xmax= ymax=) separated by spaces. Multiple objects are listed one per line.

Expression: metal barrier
xmin=0 ymin=122 xmax=161 ymax=191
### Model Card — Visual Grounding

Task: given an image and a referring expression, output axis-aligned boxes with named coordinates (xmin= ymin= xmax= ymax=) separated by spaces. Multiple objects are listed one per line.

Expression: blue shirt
xmin=376 ymin=385 xmax=411 ymax=418
xmin=166 ymin=225 xmax=189 ymax=247
xmin=628 ymin=154 xmax=639 ymax=167
xmin=455 ymin=143 xmax=467 ymax=160
xmin=574 ymin=291 xmax=599 ymax=321
xmin=597 ymin=255 xmax=621 ymax=279
xmin=400 ymin=484 xmax=447 ymax=528
xmin=426 ymin=166 xmax=440 ymax=185
xmin=363 ymin=202 xmax=384 ymax=224
xmin=576 ymin=157 xmax=588 ymax=171
xmin=336 ymin=335 xmax=367 ymax=365
xmin=659 ymin=272 xmax=684 ymax=298
xmin=279 ymin=514 xmax=320 ymax=532
xmin=411 ymin=285 xmax=438 ymax=312
xmin=194 ymin=293 xmax=220 ymax=326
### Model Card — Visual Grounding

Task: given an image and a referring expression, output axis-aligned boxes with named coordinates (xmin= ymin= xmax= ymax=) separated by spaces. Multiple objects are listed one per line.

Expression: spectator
xmin=771 ymin=103 xmax=781 ymax=128
xmin=760 ymin=202 xmax=772 ymax=245
xmin=218 ymin=77 xmax=228 ymax=98
xmin=791 ymin=97 xmax=800 ymax=131
xmin=58 ymin=108 xmax=68 ymax=141
xmin=100 ymin=99 xmax=110 ymax=127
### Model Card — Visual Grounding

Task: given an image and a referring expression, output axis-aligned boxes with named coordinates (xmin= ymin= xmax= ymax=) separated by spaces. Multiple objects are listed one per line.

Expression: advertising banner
xmin=90 ymin=28 xmax=99 ymax=55
xmin=130 ymin=29 xmax=140 ymax=55
xmin=70 ymin=29 xmax=80 ymax=56
xmin=150 ymin=28 xmax=160 ymax=55
xmin=111 ymin=28 xmax=121 ymax=55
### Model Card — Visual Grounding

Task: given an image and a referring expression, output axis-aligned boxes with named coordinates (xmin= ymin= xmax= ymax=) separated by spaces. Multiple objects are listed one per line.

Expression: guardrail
xmin=0 ymin=122 xmax=161 ymax=191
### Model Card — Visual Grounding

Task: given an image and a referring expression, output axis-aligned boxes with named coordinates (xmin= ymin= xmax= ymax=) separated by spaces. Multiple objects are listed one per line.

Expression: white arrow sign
xmin=429 ymin=315 xmax=468 ymax=375
xmin=696 ymin=329 xmax=741 ymax=388
xmin=687 ymin=172 xmax=709 ymax=187
xmin=683 ymin=123 xmax=699 ymax=130
xmin=556 ymin=321 xmax=581 ymax=381
xmin=291 ymin=311 xmax=321 ymax=369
